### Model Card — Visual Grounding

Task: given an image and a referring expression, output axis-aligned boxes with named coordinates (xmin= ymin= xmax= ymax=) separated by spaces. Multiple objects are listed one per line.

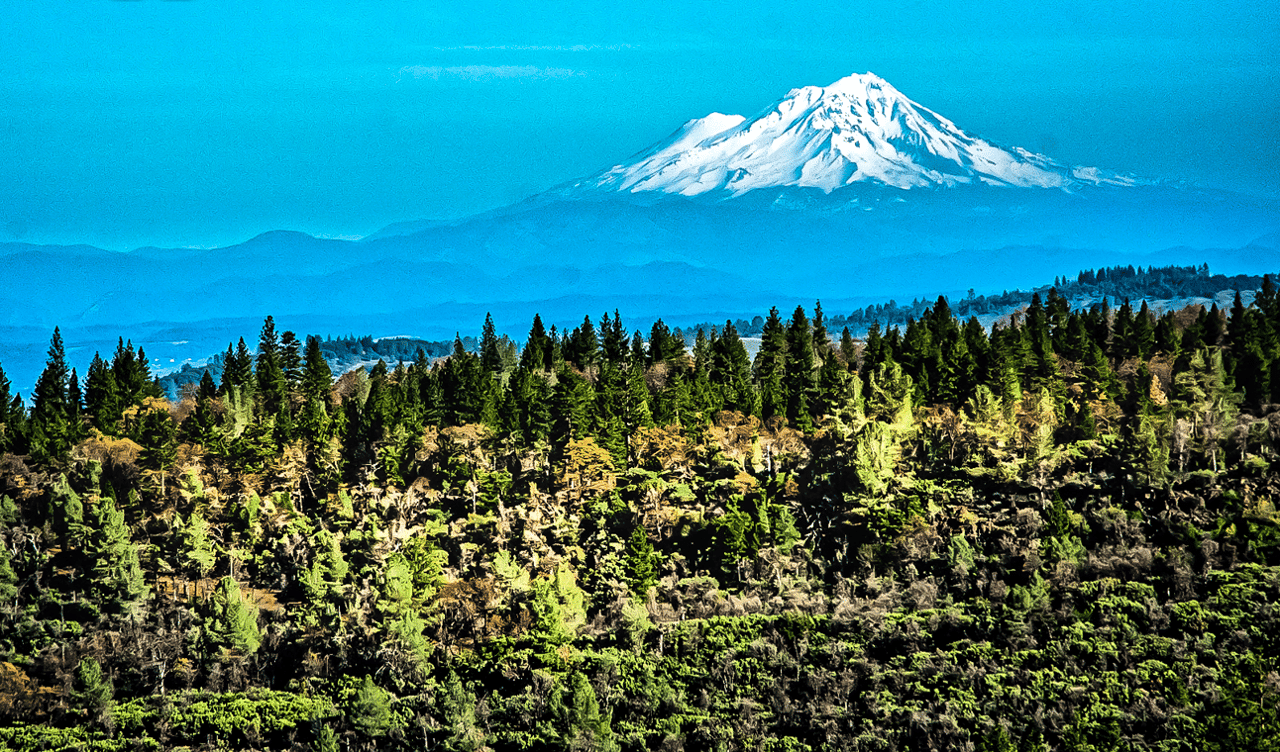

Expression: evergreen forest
xmin=1 ymin=276 xmax=1280 ymax=751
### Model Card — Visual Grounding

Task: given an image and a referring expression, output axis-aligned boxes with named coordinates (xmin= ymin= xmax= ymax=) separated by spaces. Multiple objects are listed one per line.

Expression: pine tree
xmin=206 ymin=576 xmax=261 ymax=655
xmin=221 ymin=337 xmax=255 ymax=395
xmin=182 ymin=511 xmax=217 ymax=579
xmin=30 ymin=328 xmax=73 ymax=463
xmin=480 ymin=312 xmax=503 ymax=374
xmin=87 ymin=494 xmax=150 ymax=614
xmin=47 ymin=473 xmax=85 ymax=549
xmin=66 ymin=368 xmax=85 ymax=443
xmin=551 ymin=368 xmax=594 ymax=447
xmin=257 ymin=316 xmax=288 ymax=418
xmin=565 ymin=315 xmax=599 ymax=370
xmin=84 ymin=353 xmax=122 ymax=433
xmin=653 ymin=368 xmax=690 ymax=428
xmin=520 ymin=314 xmax=552 ymax=371
xmin=139 ymin=407 xmax=177 ymax=488
xmin=1024 ymin=293 xmax=1060 ymax=392
xmin=279 ymin=330 xmax=303 ymax=390
xmin=1110 ymin=298 xmax=1135 ymax=360
xmin=0 ymin=361 xmax=27 ymax=454
xmin=624 ymin=527 xmax=659 ymax=597
xmin=711 ymin=321 xmax=756 ymax=416
xmin=1134 ymin=301 xmax=1156 ymax=360
xmin=73 ymin=657 xmax=114 ymax=728
xmin=441 ymin=338 xmax=483 ymax=425
xmin=0 ymin=540 xmax=17 ymax=605
xmin=600 ymin=309 xmax=629 ymax=366
xmin=594 ymin=362 xmax=628 ymax=467
xmin=565 ymin=671 xmax=617 ymax=751
xmin=861 ymin=321 xmax=889 ymax=376
xmin=754 ymin=307 xmax=788 ymax=420
xmin=840 ymin=326 xmax=858 ymax=371
xmin=812 ymin=299 xmax=831 ymax=357
xmin=350 ymin=675 xmax=393 ymax=738
xmin=312 ymin=726 xmax=340 ymax=752
xmin=299 ymin=335 xmax=333 ymax=442
xmin=112 ymin=338 xmax=146 ymax=403
xmin=647 ymin=319 xmax=682 ymax=365
xmin=784 ymin=305 xmax=816 ymax=431
xmin=623 ymin=362 xmax=654 ymax=435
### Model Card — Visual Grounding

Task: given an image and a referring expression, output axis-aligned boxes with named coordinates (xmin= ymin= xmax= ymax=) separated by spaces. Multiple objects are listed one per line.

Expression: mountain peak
xmin=568 ymin=72 xmax=1138 ymax=198
xmin=805 ymin=70 xmax=894 ymax=97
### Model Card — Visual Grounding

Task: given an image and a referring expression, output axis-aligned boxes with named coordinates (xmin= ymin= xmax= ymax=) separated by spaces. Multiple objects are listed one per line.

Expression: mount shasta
xmin=2 ymin=72 xmax=1278 ymax=387
xmin=569 ymin=72 xmax=1137 ymax=196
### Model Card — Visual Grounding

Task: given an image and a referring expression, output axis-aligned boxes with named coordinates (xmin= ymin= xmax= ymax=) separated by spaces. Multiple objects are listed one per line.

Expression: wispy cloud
xmin=427 ymin=44 xmax=634 ymax=52
xmin=397 ymin=65 xmax=585 ymax=82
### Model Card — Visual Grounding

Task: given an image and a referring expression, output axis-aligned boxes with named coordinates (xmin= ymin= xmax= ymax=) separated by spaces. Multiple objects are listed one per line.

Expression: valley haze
xmin=2 ymin=72 xmax=1278 ymax=392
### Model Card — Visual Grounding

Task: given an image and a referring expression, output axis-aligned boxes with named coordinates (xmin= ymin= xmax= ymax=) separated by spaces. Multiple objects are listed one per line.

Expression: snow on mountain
xmin=570 ymin=72 xmax=1137 ymax=196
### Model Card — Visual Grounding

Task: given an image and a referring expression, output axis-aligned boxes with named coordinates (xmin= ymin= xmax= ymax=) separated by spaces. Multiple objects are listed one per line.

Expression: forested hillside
xmin=1 ymin=278 xmax=1279 ymax=751
xmin=685 ymin=264 xmax=1274 ymax=338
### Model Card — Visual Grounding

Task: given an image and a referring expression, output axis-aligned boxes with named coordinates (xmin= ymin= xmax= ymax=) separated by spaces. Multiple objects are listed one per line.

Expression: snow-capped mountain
xmin=570 ymin=72 xmax=1137 ymax=196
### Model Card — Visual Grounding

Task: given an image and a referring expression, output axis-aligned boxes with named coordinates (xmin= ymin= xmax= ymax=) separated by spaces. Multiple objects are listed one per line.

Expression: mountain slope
xmin=567 ymin=72 xmax=1138 ymax=197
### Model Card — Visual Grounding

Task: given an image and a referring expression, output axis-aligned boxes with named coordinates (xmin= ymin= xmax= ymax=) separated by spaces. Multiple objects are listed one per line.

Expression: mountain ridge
xmin=564 ymin=72 xmax=1140 ymax=198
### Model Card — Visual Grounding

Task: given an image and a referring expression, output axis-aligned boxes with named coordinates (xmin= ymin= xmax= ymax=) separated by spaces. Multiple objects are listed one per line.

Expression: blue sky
xmin=2 ymin=0 xmax=1276 ymax=250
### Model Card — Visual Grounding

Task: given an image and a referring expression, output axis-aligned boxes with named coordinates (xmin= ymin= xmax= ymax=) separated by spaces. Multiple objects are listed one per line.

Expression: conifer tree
xmin=112 ymin=338 xmax=148 ymax=403
xmin=754 ymin=307 xmax=788 ymax=420
xmin=1203 ymin=302 xmax=1226 ymax=348
xmin=84 ymin=353 xmax=123 ymax=433
xmin=183 ymin=372 xmax=221 ymax=448
xmin=1110 ymin=298 xmax=1134 ymax=361
xmin=279 ymin=330 xmax=303 ymax=389
xmin=362 ymin=360 xmax=396 ymax=447
xmin=30 ymin=327 xmax=74 ymax=463
xmin=811 ymin=299 xmax=831 ymax=357
xmin=784 ymin=305 xmax=817 ymax=431
xmin=0 ymin=361 xmax=27 ymax=454
xmin=840 ymin=326 xmax=858 ymax=371
xmin=1134 ymin=301 xmax=1156 ymax=360
xmin=861 ymin=320 xmax=892 ymax=378
xmin=688 ymin=328 xmax=719 ymax=418
xmin=350 ymin=675 xmax=393 ymax=739
xmin=73 ymin=656 xmax=114 ymax=729
xmin=625 ymin=527 xmax=659 ymax=597
xmin=600 ymin=309 xmax=629 ymax=365
xmin=87 ymin=494 xmax=149 ymax=614
xmin=565 ymin=315 xmax=599 ymax=370
xmin=551 ymin=368 xmax=594 ymax=446
xmin=630 ymin=330 xmax=647 ymax=365
xmin=565 ymin=671 xmax=617 ymax=751
xmin=520 ymin=314 xmax=552 ymax=371
xmin=653 ymin=368 xmax=691 ymax=428
xmin=48 ymin=473 xmax=85 ymax=549
xmin=441 ymin=338 xmax=482 ymax=425
xmin=206 ymin=576 xmax=261 ymax=655
xmin=623 ymin=362 xmax=654 ymax=435
xmin=221 ymin=337 xmax=255 ymax=395
xmin=182 ymin=511 xmax=217 ymax=579
xmin=0 ymin=539 xmax=17 ymax=605
xmin=140 ymin=402 xmax=177 ymax=462
xmin=647 ymin=319 xmax=682 ymax=365
xmin=1023 ymin=293 xmax=1060 ymax=392
xmin=594 ymin=362 xmax=629 ymax=467
xmin=512 ymin=368 xmax=552 ymax=446
xmin=1154 ymin=312 xmax=1182 ymax=359
xmin=257 ymin=316 xmax=289 ymax=419
xmin=299 ymin=335 xmax=333 ymax=441
xmin=312 ymin=726 xmax=340 ymax=752
xmin=480 ymin=312 xmax=503 ymax=374
xmin=711 ymin=321 xmax=756 ymax=415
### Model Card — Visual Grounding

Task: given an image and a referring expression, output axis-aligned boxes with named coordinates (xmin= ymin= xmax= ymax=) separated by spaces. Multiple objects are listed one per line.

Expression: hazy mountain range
xmin=2 ymin=72 xmax=1278 ymax=389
